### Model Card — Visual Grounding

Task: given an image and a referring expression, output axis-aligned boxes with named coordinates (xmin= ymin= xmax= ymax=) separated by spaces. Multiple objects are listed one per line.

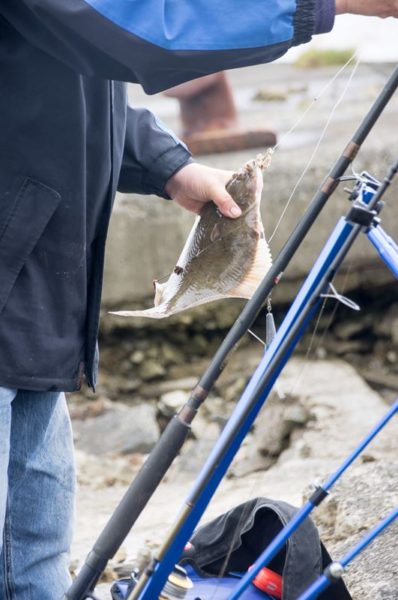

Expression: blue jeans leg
xmin=0 ymin=389 xmax=75 ymax=600
xmin=0 ymin=388 xmax=16 ymax=559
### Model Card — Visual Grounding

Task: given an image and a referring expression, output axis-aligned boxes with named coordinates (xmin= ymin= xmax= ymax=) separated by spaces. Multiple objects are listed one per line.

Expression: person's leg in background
xmin=0 ymin=390 xmax=75 ymax=600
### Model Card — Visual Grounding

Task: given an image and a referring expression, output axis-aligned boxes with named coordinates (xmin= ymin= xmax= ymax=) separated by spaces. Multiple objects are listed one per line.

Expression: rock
xmin=190 ymin=334 xmax=210 ymax=354
xmin=158 ymin=390 xmax=189 ymax=417
xmin=229 ymin=442 xmax=274 ymax=478
xmin=223 ymin=376 xmax=248 ymax=403
xmin=392 ymin=320 xmax=398 ymax=348
xmin=324 ymin=338 xmax=373 ymax=355
xmin=373 ymin=304 xmax=398 ymax=339
xmin=160 ymin=342 xmax=185 ymax=365
xmin=333 ymin=315 xmax=373 ymax=340
xmin=130 ymin=350 xmax=145 ymax=364
xmin=200 ymin=395 xmax=234 ymax=432
xmin=166 ymin=438 xmax=215 ymax=482
xmin=97 ymin=374 xmax=141 ymax=399
xmin=117 ymin=379 xmax=142 ymax=394
xmin=311 ymin=462 xmax=398 ymax=600
xmin=228 ymin=392 xmax=312 ymax=477
xmin=256 ymin=393 xmax=311 ymax=455
xmin=146 ymin=345 xmax=161 ymax=360
xmin=358 ymin=369 xmax=398 ymax=393
xmin=190 ymin=411 xmax=220 ymax=442
xmin=141 ymin=377 xmax=198 ymax=399
xmin=139 ymin=360 xmax=166 ymax=381
xmin=75 ymin=449 xmax=146 ymax=488
xmin=68 ymin=396 xmax=110 ymax=421
xmin=72 ymin=402 xmax=160 ymax=455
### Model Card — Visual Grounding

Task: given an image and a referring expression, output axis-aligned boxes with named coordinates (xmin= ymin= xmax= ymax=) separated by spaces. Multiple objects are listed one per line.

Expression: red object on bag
xmin=251 ymin=567 xmax=283 ymax=599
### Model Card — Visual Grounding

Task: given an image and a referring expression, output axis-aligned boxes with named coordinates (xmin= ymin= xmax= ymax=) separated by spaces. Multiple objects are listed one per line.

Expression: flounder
xmin=114 ymin=153 xmax=273 ymax=319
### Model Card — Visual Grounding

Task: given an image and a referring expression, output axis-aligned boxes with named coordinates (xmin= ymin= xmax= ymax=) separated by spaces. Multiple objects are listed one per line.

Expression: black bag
xmin=180 ymin=497 xmax=352 ymax=600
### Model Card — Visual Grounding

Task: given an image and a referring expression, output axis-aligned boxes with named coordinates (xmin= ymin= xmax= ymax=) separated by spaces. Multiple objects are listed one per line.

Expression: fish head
xmin=226 ymin=159 xmax=263 ymax=214
xmin=195 ymin=158 xmax=263 ymax=255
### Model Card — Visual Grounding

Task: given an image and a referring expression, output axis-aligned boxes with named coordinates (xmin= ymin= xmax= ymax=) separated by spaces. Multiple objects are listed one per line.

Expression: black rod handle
xmin=64 ymin=413 xmax=192 ymax=599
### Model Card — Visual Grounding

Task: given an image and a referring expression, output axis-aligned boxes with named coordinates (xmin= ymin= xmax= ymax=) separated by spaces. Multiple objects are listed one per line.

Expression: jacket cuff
xmin=293 ymin=0 xmax=335 ymax=46
xmin=314 ymin=0 xmax=336 ymax=34
xmin=142 ymin=144 xmax=193 ymax=199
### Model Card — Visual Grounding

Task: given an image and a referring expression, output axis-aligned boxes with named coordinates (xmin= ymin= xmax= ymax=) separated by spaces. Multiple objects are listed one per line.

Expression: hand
xmin=335 ymin=0 xmax=398 ymax=17
xmin=164 ymin=162 xmax=242 ymax=218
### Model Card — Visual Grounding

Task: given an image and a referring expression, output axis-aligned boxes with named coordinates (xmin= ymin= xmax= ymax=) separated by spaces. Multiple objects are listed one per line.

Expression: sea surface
xmin=279 ymin=14 xmax=397 ymax=63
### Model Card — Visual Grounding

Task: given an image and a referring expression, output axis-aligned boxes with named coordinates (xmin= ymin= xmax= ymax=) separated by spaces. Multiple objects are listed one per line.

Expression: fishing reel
xmin=111 ymin=564 xmax=195 ymax=600
xmin=111 ymin=564 xmax=192 ymax=600
xmin=341 ymin=169 xmax=383 ymax=209
xmin=111 ymin=563 xmax=281 ymax=600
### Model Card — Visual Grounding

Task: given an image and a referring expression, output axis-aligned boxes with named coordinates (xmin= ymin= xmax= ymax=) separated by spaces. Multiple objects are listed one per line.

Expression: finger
xmin=211 ymin=190 xmax=242 ymax=219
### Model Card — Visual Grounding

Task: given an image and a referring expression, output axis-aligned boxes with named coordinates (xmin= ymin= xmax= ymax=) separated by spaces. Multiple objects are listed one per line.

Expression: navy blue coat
xmin=0 ymin=0 xmax=333 ymax=391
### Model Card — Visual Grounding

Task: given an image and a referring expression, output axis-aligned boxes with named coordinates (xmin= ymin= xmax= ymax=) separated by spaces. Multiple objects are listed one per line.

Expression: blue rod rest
xmin=368 ymin=224 xmax=398 ymax=279
xmin=134 ymin=215 xmax=356 ymax=599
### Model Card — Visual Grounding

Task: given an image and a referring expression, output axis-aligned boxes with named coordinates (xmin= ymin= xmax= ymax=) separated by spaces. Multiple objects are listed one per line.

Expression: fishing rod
xmin=127 ymin=161 xmax=398 ymax=599
xmin=229 ymin=398 xmax=398 ymax=599
xmin=296 ymin=507 xmax=398 ymax=600
xmin=65 ymin=66 xmax=398 ymax=600
xmin=229 ymin=158 xmax=398 ymax=598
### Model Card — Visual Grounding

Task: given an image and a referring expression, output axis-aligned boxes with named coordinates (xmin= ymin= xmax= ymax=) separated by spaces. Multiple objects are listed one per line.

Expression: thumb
xmin=210 ymin=188 xmax=242 ymax=219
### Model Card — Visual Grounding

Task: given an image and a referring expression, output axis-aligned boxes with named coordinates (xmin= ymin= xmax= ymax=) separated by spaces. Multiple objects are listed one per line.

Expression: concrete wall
xmin=103 ymin=64 xmax=398 ymax=310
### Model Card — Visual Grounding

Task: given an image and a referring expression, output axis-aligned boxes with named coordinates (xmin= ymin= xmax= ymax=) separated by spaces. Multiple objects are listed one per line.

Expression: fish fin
xmin=110 ymin=308 xmax=168 ymax=320
xmin=229 ymin=237 xmax=272 ymax=299
xmin=154 ymin=281 xmax=166 ymax=306
xmin=110 ymin=290 xmax=233 ymax=320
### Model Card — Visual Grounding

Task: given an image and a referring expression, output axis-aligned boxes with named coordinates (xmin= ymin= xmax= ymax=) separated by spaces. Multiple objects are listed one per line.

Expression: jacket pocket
xmin=0 ymin=177 xmax=61 ymax=313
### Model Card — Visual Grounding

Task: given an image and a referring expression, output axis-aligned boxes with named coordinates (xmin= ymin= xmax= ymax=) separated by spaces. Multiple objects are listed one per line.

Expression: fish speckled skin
xmin=114 ymin=158 xmax=272 ymax=319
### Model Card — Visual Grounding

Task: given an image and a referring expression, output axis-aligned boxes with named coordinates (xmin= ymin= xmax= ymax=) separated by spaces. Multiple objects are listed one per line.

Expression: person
xmin=0 ymin=1 xmax=397 ymax=598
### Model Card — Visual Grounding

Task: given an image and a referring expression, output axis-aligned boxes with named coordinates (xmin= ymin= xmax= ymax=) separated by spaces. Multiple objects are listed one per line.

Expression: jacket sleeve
xmin=117 ymin=107 xmax=192 ymax=197
xmin=1 ymin=0 xmax=335 ymax=94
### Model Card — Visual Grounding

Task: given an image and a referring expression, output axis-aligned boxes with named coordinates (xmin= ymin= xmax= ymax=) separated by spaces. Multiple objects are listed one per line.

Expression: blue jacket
xmin=0 ymin=0 xmax=334 ymax=391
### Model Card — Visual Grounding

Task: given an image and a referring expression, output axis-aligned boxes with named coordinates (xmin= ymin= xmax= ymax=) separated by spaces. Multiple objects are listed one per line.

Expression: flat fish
xmin=113 ymin=153 xmax=273 ymax=319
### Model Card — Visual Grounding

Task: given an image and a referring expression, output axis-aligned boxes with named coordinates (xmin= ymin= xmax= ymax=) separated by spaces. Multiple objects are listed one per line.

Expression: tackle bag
xmin=179 ymin=497 xmax=352 ymax=600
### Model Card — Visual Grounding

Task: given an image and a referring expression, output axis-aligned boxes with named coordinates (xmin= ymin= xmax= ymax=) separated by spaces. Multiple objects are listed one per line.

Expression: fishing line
xmin=261 ymin=58 xmax=361 ymax=392
xmin=288 ymin=263 xmax=354 ymax=397
xmin=247 ymin=329 xmax=266 ymax=346
xmin=272 ymin=52 xmax=359 ymax=153
xmin=288 ymin=294 xmax=329 ymax=397
xmin=315 ymin=264 xmax=354 ymax=348
xmin=268 ymin=54 xmax=360 ymax=244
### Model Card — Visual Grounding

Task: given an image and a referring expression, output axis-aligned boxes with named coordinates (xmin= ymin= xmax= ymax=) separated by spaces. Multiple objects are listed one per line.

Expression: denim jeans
xmin=0 ymin=388 xmax=75 ymax=599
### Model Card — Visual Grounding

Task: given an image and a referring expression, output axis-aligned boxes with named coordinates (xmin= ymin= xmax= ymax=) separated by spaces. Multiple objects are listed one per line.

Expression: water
xmin=279 ymin=14 xmax=398 ymax=63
